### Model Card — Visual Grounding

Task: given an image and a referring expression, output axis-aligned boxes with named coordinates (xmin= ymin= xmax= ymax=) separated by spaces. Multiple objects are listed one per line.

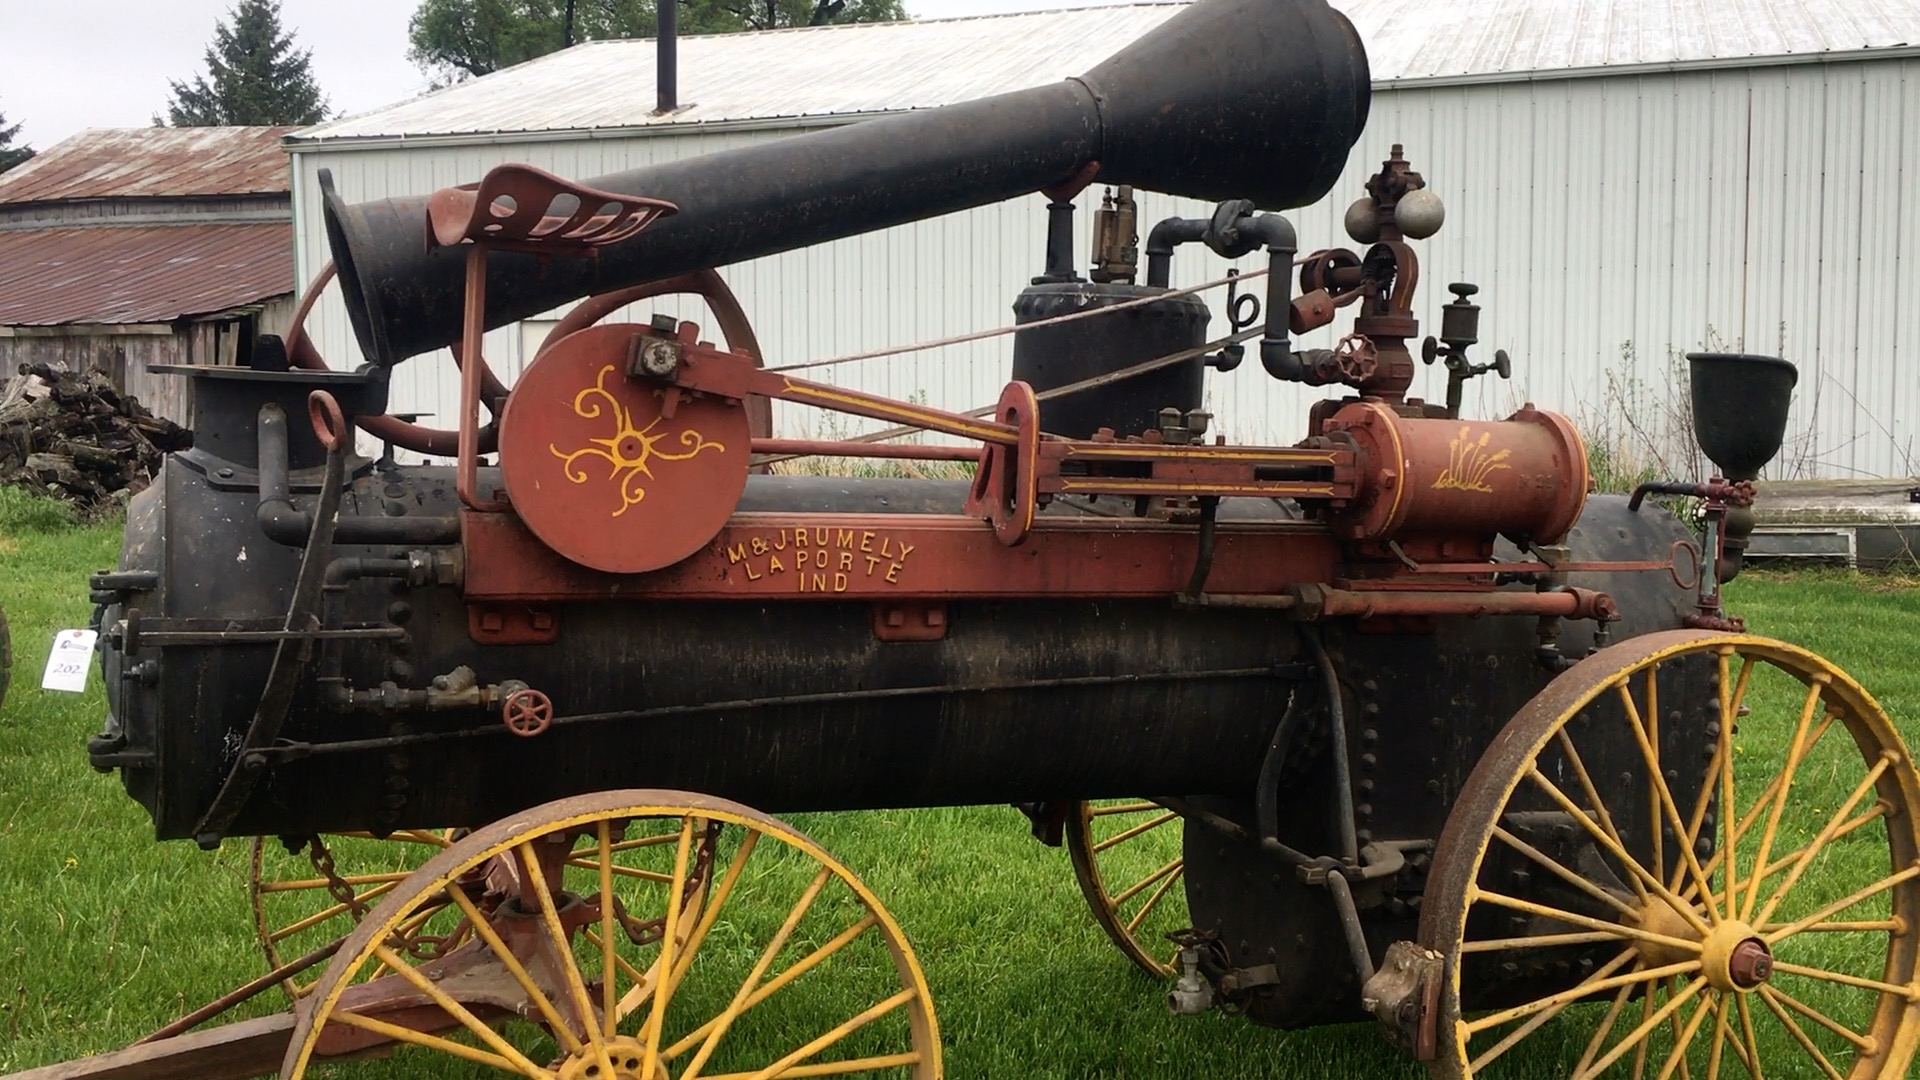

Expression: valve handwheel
xmin=502 ymin=688 xmax=554 ymax=737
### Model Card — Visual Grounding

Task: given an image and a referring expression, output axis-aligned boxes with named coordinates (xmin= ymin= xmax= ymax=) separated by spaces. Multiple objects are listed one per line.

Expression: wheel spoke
xmin=1554 ymin=728 xmax=1651 ymax=902
xmin=699 ymin=1051 xmax=922 ymax=1079
xmin=1526 ymin=766 xmax=1712 ymax=935
xmin=598 ymin=821 xmax=617 ymax=1039
xmin=1694 ymin=801 xmax=1886 ymax=908
xmin=1092 ymin=811 xmax=1179 ymax=854
xmin=326 ymin=1008 xmax=552 ymax=1077
xmin=566 ymin=859 xmax=675 ymax=884
xmin=670 ymin=912 xmax=881 ymax=1068
xmin=1461 ymin=930 xmax=1641 ymax=954
xmin=1772 ymin=958 xmax=1919 ymax=999
xmin=673 ymin=866 xmax=834 ymax=1076
xmin=260 ymin=870 xmax=418 ymax=892
xmin=1464 ymin=952 xmax=1691 ymax=1034
xmin=1579 ymin=976 xmax=1706 ymax=1079
xmin=1753 ymin=753 xmax=1895 ymax=927
xmin=371 ymin=942 xmax=555 ymax=1078
xmin=520 ymin=840 xmax=614 ymax=1069
xmin=1089 ymin=801 xmax=1161 ymax=816
xmin=666 ymin=830 xmax=761 ymax=999
xmin=267 ymin=881 xmax=403 ymax=941
xmin=1764 ymin=863 xmax=1920 ymax=945
xmin=737 ymin=987 xmax=917 ymax=1080
xmin=444 ymin=882 xmax=585 ymax=1054
xmin=1716 ymin=651 xmax=1742 ymax=919
xmin=1759 ymin=983 xmax=1877 ymax=1051
xmin=1469 ymin=887 xmax=1702 ymax=954
xmin=1643 ymin=668 xmax=1667 ymax=925
xmin=1682 ymin=713 xmax=1839 ymax=902
xmin=1735 ymin=995 xmax=1766 ymax=1080
xmin=1124 ymin=864 xmax=1184 ymax=936
xmin=1467 ymin=950 xmax=1638 ymax=1072
xmin=1109 ymin=855 xmax=1182 ymax=908
xmin=1756 ymin=982 xmax=1846 ymax=1080
xmin=1618 ymin=680 xmax=1721 ymax=922
xmin=1705 ymin=995 xmax=1730 ymax=1080
xmin=1575 ymin=968 xmax=1641 ymax=1077
xmin=1492 ymin=824 xmax=1639 ymax=918
xmin=641 ymin=817 xmax=696 ymax=1074
xmin=1739 ymin=679 xmax=1827 ymax=923
xmin=1654 ymin=990 xmax=1714 ymax=1080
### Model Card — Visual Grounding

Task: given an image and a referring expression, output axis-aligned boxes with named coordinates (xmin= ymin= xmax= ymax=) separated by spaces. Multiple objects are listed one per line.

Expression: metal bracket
xmin=1361 ymin=940 xmax=1444 ymax=1061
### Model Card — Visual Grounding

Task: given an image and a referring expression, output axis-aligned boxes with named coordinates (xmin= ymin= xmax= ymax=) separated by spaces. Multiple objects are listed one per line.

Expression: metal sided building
xmin=287 ymin=0 xmax=1920 ymax=479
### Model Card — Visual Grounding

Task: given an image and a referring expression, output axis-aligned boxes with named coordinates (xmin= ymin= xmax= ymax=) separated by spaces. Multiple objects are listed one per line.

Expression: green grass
xmin=2 ymin=488 xmax=1918 ymax=1079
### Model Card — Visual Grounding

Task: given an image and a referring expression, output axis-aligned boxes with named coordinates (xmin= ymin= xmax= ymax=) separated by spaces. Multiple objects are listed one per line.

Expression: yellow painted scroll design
xmin=549 ymin=364 xmax=725 ymax=516
xmin=1432 ymin=425 xmax=1512 ymax=493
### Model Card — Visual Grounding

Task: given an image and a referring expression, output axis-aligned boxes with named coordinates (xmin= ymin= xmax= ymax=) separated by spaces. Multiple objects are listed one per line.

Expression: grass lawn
xmin=2 ymin=485 xmax=1917 ymax=1079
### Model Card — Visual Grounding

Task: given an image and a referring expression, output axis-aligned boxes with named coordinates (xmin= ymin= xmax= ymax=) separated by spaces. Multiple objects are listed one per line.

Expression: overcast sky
xmin=0 ymin=0 xmax=1142 ymax=150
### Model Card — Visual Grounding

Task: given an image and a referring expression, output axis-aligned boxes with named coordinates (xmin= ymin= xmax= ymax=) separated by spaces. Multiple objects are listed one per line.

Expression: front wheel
xmin=281 ymin=790 xmax=941 ymax=1080
xmin=1421 ymin=630 xmax=1920 ymax=1079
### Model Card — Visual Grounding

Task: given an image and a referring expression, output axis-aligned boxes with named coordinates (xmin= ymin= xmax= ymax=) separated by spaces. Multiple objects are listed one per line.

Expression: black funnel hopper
xmin=1688 ymin=353 xmax=1797 ymax=480
xmin=322 ymin=0 xmax=1371 ymax=364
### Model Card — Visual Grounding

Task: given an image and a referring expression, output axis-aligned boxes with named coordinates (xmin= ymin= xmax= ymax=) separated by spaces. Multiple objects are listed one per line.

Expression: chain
xmin=308 ymin=835 xmax=370 ymax=921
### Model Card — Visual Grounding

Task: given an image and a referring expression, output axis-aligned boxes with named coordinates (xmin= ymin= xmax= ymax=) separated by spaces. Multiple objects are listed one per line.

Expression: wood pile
xmin=0 ymin=364 xmax=192 ymax=516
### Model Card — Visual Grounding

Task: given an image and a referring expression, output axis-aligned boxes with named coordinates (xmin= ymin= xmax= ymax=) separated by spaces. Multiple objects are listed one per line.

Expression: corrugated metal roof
xmin=1344 ymin=0 xmax=1920 ymax=82
xmin=289 ymin=1 xmax=1920 ymax=144
xmin=0 ymin=223 xmax=293 ymax=325
xmin=0 ymin=127 xmax=295 ymax=205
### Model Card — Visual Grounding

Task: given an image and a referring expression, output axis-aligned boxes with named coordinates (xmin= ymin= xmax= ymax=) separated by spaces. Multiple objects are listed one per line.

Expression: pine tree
xmin=0 ymin=105 xmax=34 ymax=174
xmin=165 ymin=0 xmax=330 ymax=126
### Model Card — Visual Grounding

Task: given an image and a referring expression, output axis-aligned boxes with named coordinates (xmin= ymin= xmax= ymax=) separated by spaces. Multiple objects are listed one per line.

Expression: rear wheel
xmin=1067 ymin=799 xmax=1188 ymax=978
xmin=1421 ymin=630 xmax=1920 ymax=1079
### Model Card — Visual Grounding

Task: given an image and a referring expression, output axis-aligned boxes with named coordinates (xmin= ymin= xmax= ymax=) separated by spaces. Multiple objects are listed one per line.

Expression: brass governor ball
xmin=1394 ymin=188 xmax=1446 ymax=239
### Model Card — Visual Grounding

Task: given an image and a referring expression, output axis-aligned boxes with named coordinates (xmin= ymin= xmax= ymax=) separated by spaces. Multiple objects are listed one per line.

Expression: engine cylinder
xmin=1010 ymin=283 xmax=1210 ymax=439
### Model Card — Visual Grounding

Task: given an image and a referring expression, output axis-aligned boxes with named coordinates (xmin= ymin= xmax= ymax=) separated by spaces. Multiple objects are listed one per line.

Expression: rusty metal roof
xmin=0 ymin=127 xmax=295 ymax=205
xmin=0 ymin=223 xmax=293 ymax=326
xmin=289 ymin=1 xmax=1920 ymax=144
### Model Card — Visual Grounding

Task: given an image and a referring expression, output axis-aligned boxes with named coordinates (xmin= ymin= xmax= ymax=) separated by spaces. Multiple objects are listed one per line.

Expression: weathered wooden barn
xmin=0 ymin=126 xmax=296 ymax=423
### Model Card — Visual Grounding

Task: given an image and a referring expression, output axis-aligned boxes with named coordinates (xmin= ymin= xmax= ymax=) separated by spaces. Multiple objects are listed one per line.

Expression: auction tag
xmin=41 ymin=629 xmax=98 ymax=693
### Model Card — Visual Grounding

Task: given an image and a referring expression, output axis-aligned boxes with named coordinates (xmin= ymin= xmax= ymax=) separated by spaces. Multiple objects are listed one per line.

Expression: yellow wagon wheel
xmin=250 ymin=829 xmax=460 ymax=1000
xmin=282 ymin=789 xmax=941 ymax=1080
xmin=1420 ymin=630 xmax=1920 ymax=1079
xmin=1067 ymin=799 xmax=1188 ymax=978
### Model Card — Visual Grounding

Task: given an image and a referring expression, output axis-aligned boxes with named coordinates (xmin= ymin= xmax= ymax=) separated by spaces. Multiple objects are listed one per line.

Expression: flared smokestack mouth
xmin=323 ymin=0 xmax=1372 ymax=366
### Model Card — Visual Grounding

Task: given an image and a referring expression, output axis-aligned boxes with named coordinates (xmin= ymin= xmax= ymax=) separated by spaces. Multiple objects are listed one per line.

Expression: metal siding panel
xmin=1742 ymin=73 xmax=1789 ymax=357
xmin=1704 ymin=71 xmax=1751 ymax=357
xmin=1814 ymin=65 xmax=1868 ymax=476
xmin=1484 ymin=84 xmax=1538 ymax=419
xmin=1527 ymin=83 xmax=1572 ymax=414
xmin=1596 ymin=75 xmax=1642 ymax=414
xmin=1891 ymin=60 xmax=1920 ymax=475
xmin=1630 ymin=74 xmax=1678 ymax=443
xmin=1562 ymin=81 xmax=1609 ymax=413
xmin=1853 ymin=61 xmax=1907 ymax=475
xmin=1769 ymin=66 xmax=1825 ymax=476
xmin=1666 ymin=74 xmax=1715 ymax=376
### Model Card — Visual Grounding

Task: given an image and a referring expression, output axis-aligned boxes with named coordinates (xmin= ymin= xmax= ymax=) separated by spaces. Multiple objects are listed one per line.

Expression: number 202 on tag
xmin=42 ymin=629 xmax=98 ymax=693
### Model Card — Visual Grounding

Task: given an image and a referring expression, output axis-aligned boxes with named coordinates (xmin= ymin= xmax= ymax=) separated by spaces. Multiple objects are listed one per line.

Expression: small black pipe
xmin=1304 ymin=628 xmax=1360 ymax=867
xmin=1180 ymin=496 xmax=1219 ymax=600
xmin=1145 ymin=216 xmax=1208 ymax=287
xmin=657 ymin=0 xmax=678 ymax=114
xmin=1254 ymin=689 xmax=1303 ymax=843
xmin=1628 ymin=480 xmax=1703 ymax=512
xmin=1033 ymin=199 xmax=1082 ymax=284
xmin=1325 ymin=871 xmax=1376 ymax=984
xmin=256 ymin=404 xmax=461 ymax=547
xmin=1232 ymin=214 xmax=1298 ymax=382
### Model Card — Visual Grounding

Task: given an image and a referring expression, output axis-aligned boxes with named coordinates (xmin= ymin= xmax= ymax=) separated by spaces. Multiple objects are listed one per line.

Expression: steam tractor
xmin=16 ymin=0 xmax=1918 ymax=1077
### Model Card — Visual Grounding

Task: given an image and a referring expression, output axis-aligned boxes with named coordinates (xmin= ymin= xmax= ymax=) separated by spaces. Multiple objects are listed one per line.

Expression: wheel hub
xmin=1629 ymin=901 xmax=1773 ymax=993
xmin=1702 ymin=920 xmax=1773 ymax=993
xmin=557 ymin=1036 xmax=665 ymax=1080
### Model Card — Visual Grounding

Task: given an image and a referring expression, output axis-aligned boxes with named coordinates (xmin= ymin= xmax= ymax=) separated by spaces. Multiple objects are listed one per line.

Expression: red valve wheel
xmin=501 ymin=688 xmax=553 ymax=738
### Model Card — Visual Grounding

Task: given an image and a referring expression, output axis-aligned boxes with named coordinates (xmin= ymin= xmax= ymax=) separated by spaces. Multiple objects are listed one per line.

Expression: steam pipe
xmin=320 ymin=0 xmax=1371 ymax=363
xmin=1145 ymin=216 xmax=1208 ymax=287
xmin=255 ymin=404 xmax=462 ymax=548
